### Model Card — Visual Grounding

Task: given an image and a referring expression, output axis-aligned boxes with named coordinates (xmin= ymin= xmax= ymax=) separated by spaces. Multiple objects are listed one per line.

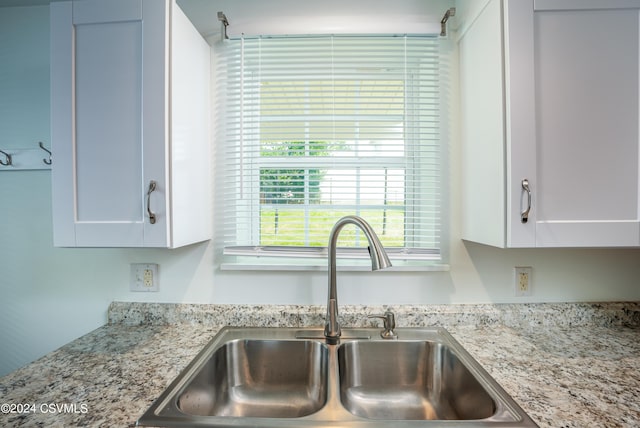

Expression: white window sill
xmin=221 ymin=247 xmax=449 ymax=271
xmin=220 ymin=261 xmax=450 ymax=272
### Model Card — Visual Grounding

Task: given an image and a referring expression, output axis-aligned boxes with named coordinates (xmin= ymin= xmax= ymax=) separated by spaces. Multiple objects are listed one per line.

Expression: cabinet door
xmin=524 ymin=0 xmax=640 ymax=246
xmin=504 ymin=0 xmax=538 ymax=247
xmin=51 ymin=0 xmax=167 ymax=247
xmin=460 ymin=0 xmax=511 ymax=247
xmin=460 ymin=0 xmax=537 ymax=248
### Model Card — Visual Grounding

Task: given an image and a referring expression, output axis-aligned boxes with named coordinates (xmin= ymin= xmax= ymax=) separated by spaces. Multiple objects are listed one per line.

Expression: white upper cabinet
xmin=51 ymin=0 xmax=211 ymax=248
xmin=459 ymin=0 xmax=640 ymax=248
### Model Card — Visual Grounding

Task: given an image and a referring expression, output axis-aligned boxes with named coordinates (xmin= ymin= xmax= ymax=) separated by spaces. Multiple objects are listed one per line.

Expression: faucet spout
xmin=324 ymin=216 xmax=392 ymax=344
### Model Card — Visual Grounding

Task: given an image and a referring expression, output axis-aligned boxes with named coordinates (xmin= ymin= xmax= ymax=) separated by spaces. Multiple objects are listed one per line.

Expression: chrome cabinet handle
xmin=147 ymin=180 xmax=157 ymax=224
xmin=521 ymin=179 xmax=531 ymax=224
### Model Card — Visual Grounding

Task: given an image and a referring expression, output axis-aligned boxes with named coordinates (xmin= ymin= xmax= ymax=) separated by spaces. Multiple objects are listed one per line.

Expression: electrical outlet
xmin=514 ymin=266 xmax=532 ymax=297
xmin=130 ymin=263 xmax=159 ymax=292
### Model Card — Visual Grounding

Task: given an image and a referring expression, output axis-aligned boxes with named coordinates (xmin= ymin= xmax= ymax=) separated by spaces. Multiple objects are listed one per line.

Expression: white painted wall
xmin=1 ymin=2 xmax=640 ymax=377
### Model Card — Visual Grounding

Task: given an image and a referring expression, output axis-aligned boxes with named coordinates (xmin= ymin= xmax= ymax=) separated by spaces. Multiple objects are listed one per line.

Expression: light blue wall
xmin=0 ymin=6 xmax=216 ymax=377
xmin=1 ymin=3 xmax=640 ymax=378
xmin=0 ymin=5 xmax=117 ymax=377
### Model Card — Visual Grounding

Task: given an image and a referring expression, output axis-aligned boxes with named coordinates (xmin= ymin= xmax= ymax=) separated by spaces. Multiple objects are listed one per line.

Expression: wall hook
xmin=0 ymin=149 xmax=12 ymax=166
xmin=39 ymin=141 xmax=52 ymax=165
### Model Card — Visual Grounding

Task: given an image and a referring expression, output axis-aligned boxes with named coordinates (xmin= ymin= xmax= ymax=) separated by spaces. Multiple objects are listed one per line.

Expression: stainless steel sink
xmin=177 ymin=339 xmax=328 ymax=418
xmin=138 ymin=327 xmax=538 ymax=427
xmin=338 ymin=341 xmax=495 ymax=420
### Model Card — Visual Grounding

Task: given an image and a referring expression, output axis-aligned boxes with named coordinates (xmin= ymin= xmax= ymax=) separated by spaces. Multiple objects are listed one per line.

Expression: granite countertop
xmin=1 ymin=302 xmax=639 ymax=427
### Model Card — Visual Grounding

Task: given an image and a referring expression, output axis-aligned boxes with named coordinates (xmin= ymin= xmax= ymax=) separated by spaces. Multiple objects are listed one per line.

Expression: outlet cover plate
xmin=514 ymin=266 xmax=532 ymax=297
xmin=130 ymin=263 xmax=159 ymax=292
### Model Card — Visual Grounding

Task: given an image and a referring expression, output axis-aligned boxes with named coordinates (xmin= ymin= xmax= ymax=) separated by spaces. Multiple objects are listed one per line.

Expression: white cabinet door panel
xmin=51 ymin=0 xmax=167 ymax=247
xmin=74 ymin=19 xmax=143 ymax=223
xmin=459 ymin=0 xmax=507 ymax=248
xmin=533 ymin=5 xmax=640 ymax=246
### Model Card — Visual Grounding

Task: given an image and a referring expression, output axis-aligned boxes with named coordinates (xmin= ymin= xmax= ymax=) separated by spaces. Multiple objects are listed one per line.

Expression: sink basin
xmin=177 ymin=339 xmax=328 ymax=418
xmin=138 ymin=327 xmax=538 ymax=427
xmin=338 ymin=341 xmax=495 ymax=420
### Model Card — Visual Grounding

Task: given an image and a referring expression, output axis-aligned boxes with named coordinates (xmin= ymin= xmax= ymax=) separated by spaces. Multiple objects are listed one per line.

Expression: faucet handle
xmin=368 ymin=311 xmax=397 ymax=339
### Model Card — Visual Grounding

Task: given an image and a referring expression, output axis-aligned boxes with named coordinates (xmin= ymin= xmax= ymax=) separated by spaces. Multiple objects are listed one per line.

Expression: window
xmin=217 ymin=35 xmax=447 ymax=269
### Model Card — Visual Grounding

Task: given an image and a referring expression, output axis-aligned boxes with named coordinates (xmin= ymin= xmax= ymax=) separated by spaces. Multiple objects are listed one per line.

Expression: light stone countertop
xmin=0 ymin=302 xmax=639 ymax=427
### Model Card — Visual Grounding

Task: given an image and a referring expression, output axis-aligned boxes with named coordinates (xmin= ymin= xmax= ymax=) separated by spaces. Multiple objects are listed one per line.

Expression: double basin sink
xmin=138 ymin=327 xmax=537 ymax=427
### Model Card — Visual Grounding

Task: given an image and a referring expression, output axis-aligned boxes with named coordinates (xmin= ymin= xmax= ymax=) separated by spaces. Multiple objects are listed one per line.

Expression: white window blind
xmin=218 ymin=35 xmax=447 ymax=269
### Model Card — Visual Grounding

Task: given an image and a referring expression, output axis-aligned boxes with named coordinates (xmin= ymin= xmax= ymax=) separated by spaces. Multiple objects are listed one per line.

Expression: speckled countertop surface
xmin=1 ymin=302 xmax=639 ymax=427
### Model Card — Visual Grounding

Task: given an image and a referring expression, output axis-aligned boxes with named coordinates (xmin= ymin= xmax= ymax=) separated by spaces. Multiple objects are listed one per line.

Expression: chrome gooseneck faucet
xmin=324 ymin=216 xmax=392 ymax=344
